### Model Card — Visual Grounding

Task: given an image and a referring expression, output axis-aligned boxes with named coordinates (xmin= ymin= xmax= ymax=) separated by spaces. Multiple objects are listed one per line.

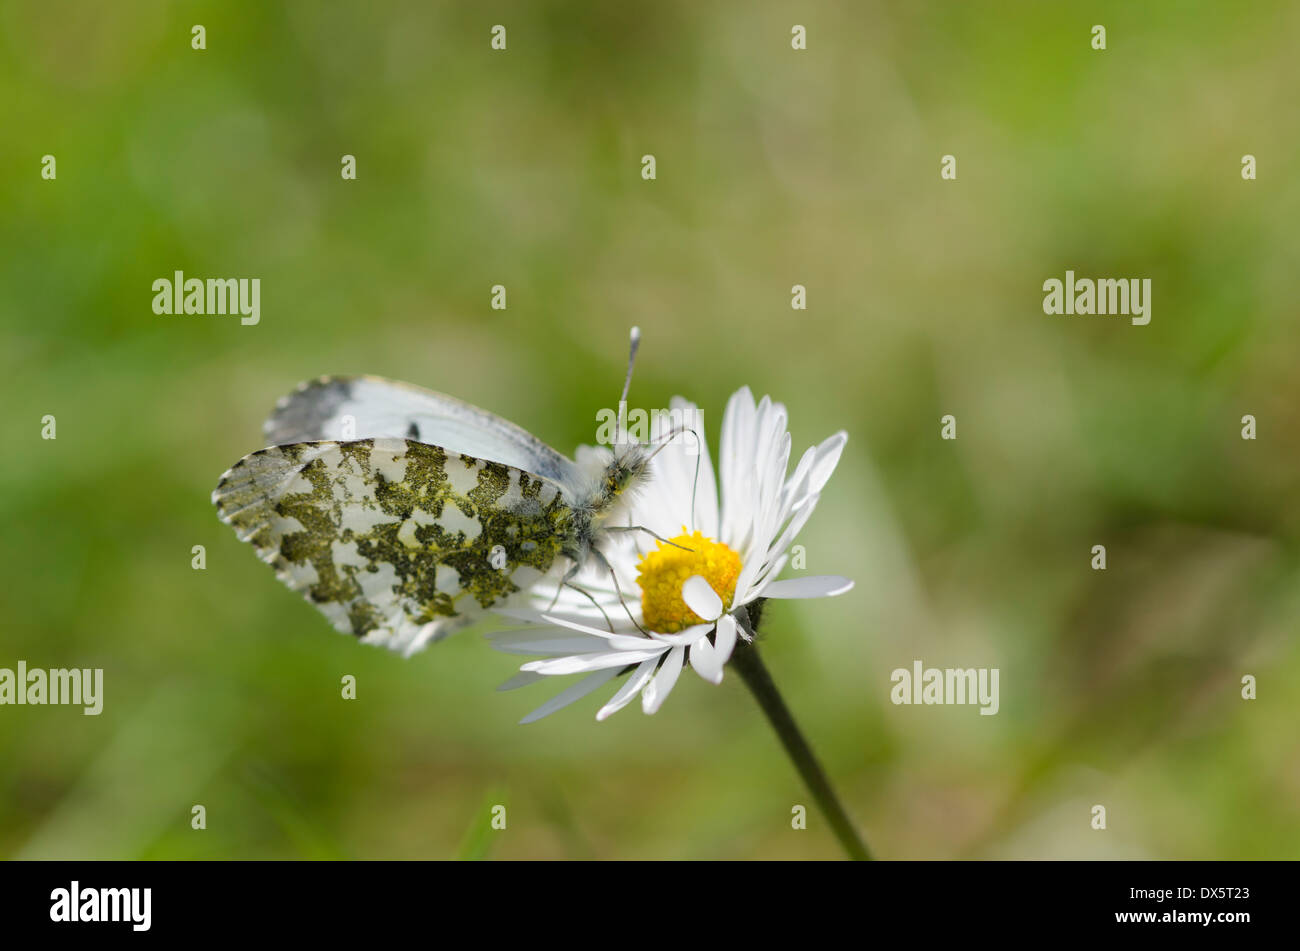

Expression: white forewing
xmin=264 ymin=376 xmax=587 ymax=492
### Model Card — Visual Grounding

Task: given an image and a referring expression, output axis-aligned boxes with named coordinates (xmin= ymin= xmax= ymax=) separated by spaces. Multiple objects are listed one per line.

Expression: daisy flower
xmin=488 ymin=386 xmax=853 ymax=723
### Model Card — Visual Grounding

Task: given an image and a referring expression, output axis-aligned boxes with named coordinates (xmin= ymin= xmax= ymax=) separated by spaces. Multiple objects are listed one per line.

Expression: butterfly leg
xmin=545 ymin=560 xmax=582 ymax=613
xmin=590 ymin=547 xmax=651 ymax=636
xmin=561 ymin=580 xmax=618 ymax=633
xmin=544 ymin=560 xmax=619 ymax=634
xmin=606 ymin=525 xmax=694 ymax=552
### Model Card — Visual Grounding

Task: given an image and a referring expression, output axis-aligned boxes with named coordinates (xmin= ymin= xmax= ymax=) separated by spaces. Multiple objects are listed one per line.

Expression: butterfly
xmin=212 ymin=329 xmax=666 ymax=656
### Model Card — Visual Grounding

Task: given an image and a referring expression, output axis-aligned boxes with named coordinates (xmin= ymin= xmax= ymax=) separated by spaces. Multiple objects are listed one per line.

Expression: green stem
xmin=730 ymin=605 xmax=873 ymax=861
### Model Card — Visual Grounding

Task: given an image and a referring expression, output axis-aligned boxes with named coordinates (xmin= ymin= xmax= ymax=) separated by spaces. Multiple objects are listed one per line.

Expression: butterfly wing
xmin=263 ymin=376 xmax=585 ymax=490
xmin=212 ymin=437 xmax=574 ymax=655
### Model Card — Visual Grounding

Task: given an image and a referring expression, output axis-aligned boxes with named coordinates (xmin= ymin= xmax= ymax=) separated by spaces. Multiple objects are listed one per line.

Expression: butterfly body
xmin=213 ymin=375 xmax=649 ymax=655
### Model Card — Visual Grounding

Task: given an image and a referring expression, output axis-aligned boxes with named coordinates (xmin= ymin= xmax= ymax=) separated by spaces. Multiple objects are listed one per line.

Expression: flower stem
xmin=730 ymin=609 xmax=873 ymax=861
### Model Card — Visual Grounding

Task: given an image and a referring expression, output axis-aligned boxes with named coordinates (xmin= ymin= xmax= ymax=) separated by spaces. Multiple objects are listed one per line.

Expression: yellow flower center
xmin=636 ymin=529 xmax=742 ymax=633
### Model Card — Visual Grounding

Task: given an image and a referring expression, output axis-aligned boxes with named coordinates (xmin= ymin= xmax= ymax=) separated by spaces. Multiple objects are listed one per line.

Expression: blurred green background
xmin=3 ymin=0 xmax=1299 ymax=859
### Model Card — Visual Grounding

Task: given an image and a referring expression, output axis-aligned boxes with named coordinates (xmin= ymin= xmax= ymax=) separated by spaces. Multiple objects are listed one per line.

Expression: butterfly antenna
xmin=644 ymin=423 xmax=689 ymax=462
xmin=642 ymin=423 xmax=705 ymax=533
xmin=620 ymin=326 xmax=641 ymax=406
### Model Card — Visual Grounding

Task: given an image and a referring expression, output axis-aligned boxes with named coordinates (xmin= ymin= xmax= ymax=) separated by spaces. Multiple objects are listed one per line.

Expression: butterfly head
xmin=602 ymin=443 xmax=651 ymax=502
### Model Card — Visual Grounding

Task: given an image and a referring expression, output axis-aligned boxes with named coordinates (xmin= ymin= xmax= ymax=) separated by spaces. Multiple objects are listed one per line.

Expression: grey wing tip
xmin=263 ymin=377 xmax=357 ymax=443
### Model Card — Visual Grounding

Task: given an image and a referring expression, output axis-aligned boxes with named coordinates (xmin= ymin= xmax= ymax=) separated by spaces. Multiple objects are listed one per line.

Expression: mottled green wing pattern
xmin=212 ymin=437 xmax=572 ymax=655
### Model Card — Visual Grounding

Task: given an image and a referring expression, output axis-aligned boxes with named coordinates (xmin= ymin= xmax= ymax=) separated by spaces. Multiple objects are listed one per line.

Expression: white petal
xmin=761 ymin=575 xmax=855 ymax=599
xmin=775 ymin=433 xmax=846 ymax=536
xmin=807 ymin=432 xmax=848 ymax=494
xmin=766 ymin=494 xmax=819 ymax=564
xmin=642 ymin=645 xmax=685 ymax=714
xmin=497 ymin=671 xmax=545 ymax=691
xmin=689 ymin=631 xmax=724 ymax=685
xmin=538 ymin=613 xmax=640 ymax=640
xmin=670 ymin=396 xmax=719 ymax=536
xmin=738 ymin=492 xmax=817 ymax=599
xmin=649 ymin=622 xmax=716 ymax=647
xmin=645 ymin=397 xmax=720 ymax=539
xmin=520 ymin=668 xmax=621 ymax=724
xmin=521 ymin=648 xmax=666 ymax=676
xmin=747 ymin=553 xmax=789 ymax=600
xmin=492 ymin=607 xmax=558 ymax=623
xmin=713 ymin=613 xmax=738 ymax=664
xmin=719 ymin=388 xmax=758 ymax=543
xmin=681 ymin=574 xmax=723 ymax=621
xmin=737 ymin=512 xmax=802 ymax=602
xmin=596 ymin=657 xmax=661 ymax=721
xmin=781 ymin=445 xmax=817 ymax=511
xmin=487 ymin=630 xmax=620 ymax=656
